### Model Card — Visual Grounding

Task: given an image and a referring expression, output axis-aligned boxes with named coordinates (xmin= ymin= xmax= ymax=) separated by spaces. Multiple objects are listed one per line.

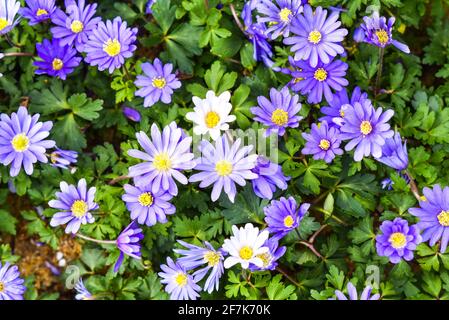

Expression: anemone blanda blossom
xmin=20 ymin=0 xmax=56 ymax=25
xmin=222 ymin=223 xmax=270 ymax=269
xmin=49 ymin=178 xmax=98 ymax=234
xmin=251 ymin=86 xmax=303 ymax=136
xmin=145 ymin=0 xmax=156 ymax=14
xmin=409 ymin=184 xmax=449 ymax=253
xmin=174 ymin=240 xmax=225 ymax=294
xmin=49 ymin=147 xmax=78 ymax=169
xmin=290 ymin=59 xmax=348 ymax=104
xmin=114 ymin=221 xmax=144 ymax=273
xmin=34 ymin=38 xmax=81 ymax=80
xmin=51 ymin=0 xmax=102 ymax=52
xmin=186 ymin=91 xmax=236 ymax=141
xmin=376 ymin=132 xmax=408 ymax=171
xmin=74 ymin=278 xmax=94 ymax=300
xmin=84 ymin=17 xmax=138 ymax=73
xmin=134 ymin=58 xmax=181 ymax=108
xmin=189 ymin=135 xmax=258 ymax=203
xmin=256 ymin=0 xmax=304 ymax=39
xmin=0 ymin=106 xmax=55 ymax=177
xmin=340 ymin=99 xmax=394 ymax=161
xmin=127 ymin=122 xmax=195 ymax=196
xmin=122 ymin=183 xmax=175 ymax=226
xmin=334 ymin=282 xmax=380 ymax=300
xmin=159 ymin=257 xmax=202 ymax=300
xmin=122 ymin=106 xmax=141 ymax=122
xmin=241 ymin=0 xmax=276 ymax=69
xmin=0 ymin=262 xmax=26 ymax=300
xmin=251 ymin=156 xmax=289 ymax=200
xmin=284 ymin=5 xmax=348 ymax=67
xmin=356 ymin=12 xmax=410 ymax=54
xmin=375 ymin=218 xmax=421 ymax=264
xmin=302 ymin=121 xmax=343 ymax=163
xmin=0 ymin=0 xmax=21 ymax=35
xmin=319 ymin=86 xmax=368 ymax=127
xmin=249 ymin=238 xmax=286 ymax=271
xmin=264 ymin=196 xmax=310 ymax=240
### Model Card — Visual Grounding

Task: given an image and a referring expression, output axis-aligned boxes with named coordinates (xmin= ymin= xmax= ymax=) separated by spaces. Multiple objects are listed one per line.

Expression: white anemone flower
xmin=222 ymin=223 xmax=269 ymax=269
xmin=186 ymin=90 xmax=236 ymax=141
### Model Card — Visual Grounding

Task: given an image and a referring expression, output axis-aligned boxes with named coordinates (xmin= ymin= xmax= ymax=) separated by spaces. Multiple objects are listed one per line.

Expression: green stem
xmin=276 ymin=266 xmax=300 ymax=286
xmin=405 ymin=170 xmax=421 ymax=201
xmin=374 ymin=47 xmax=385 ymax=96
xmin=76 ymin=233 xmax=116 ymax=245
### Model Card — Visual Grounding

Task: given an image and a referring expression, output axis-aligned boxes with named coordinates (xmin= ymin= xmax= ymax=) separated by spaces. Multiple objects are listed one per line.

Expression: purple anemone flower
xmin=174 ymin=240 xmax=225 ymax=294
xmin=264 ymin=196 xmax=310 ymax=240
xmin=0 ymin=0 xmax=21 ymax=35
xmin=74 ymin=278 xmax=93 ymax=300
xmin=302 ymin=121 xmax=343 ymax=163
xmin=145 ymin=0 xmax=156 ymax=14
xmin=334 ymin=282 xmax=380 ymax=300
xmin=251 ymin=156 xmax=290 ymax=200
xmin=51 ymin=0 xmax=102 ymax=52
xmin=376 ymin=217 xmax=421 ymax=264
xmin=127 ymin=122 xmax=195 ymax=196
xmin=319 ymin=86 xmax=368 ymax=127
xmin=241 ymin=0 xmax=276 ymax=69
xmin=158 ymin=257 xmax=202 ymax=300
xmin=49 ymin=178 xmax=98 ymax=234
xmin=84 ymin=16 xmax=138 ymax=73
xmin=291 ymin=59 xmax=348 ymax=104
xmin=20 ymin=0 xmax=56 ymax=25
xmin=256 ymin=0 xmax=304 ymax=39
xmin=340 ymin=99 xmax=394 ymax=162
xmin=0 ymin=106 xmax=55 ymax=177
xmin=122 ymin=106 xmax=141 ymax=122
xmin=357 ymin=12 xmax=410 ymax=53
xmin=134 ymin=58 xmax=182 ymax=108
xmin=251 ymin=86 xmax=303 ymax=136
xmin=34 ymin=38 xmax=81 ymax=80
xmin=376 ymin=132 xmax=408 ymax=171
xmin=114 ymin=221 xmax=144 ymax=273
xmin=284 ymin=5 xmax=348 ymax=67
xmin=122 ymin=183 xmax=176 ymax=226
xmin=249 ymin=238 xmax=286 ymax=271
xmin=189 ymin=135 xmax=258 ymax=203
xmin=49 ymin=147 xmax=78 ymax=169
xmin=0 ymin=262 xmax=26 ymax=300
xmin=409 ymin=184 xmax=449 ymax=253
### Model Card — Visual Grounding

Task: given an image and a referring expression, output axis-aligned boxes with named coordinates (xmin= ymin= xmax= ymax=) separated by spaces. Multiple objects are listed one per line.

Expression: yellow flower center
xmin=0 ymin=281 xmax=4 ymax=292
xmin=0 ymin=18 xmax=9 ymax=31
xmin=71 ymin=200 xmax=88 ymax=218
xmin=11 ymin=133 xmax=30 ymax=152
xmin=319 ymin=139 xmax=331 ymax=150
xmin=174 ymin=272 xmax=188 ymax=287
xmin=103 ymin=38 xmax=121 ymax=57
xmin=279 ymin=8 xmax=292 ymax=22
xmin=152 ymin=77 xmax=166 ymax=89
xmin=52 ymin=58 xmax=64 ymax=71
xmin=239 ymin=246 xmax=253 ymax=260
xmin=36 ymin=8 xmax=48 ymax=16
xmin=284 ymin=215 xmax=295 ymax=228
xmin=420 ymin=195 xmax=427 ymax=202
xmin=215 ymin=160 xmax=233 ymax=176
xmin=293 ymin=77 xmax=304 ymax=83
xmin=70 ymin=20 xmax=84 ymax=33
xmin=271 ymin=108 xmax=289 ymax=126
xmin=153 ymin=153 xmax=172 ymax=171
xmin=375 ymin=30 xmax=389 ymax=45
xmin=308 ymin=30 xmax=322 ymax=44
xmin=340 ymin=108 xmax=345 ymax=117
xmin=204 ymin=111 xmax=220 ymax=128
xmin=138 ymin=192 xmax=154 ymax=207
xmin=389 ymin=232 xmax=407 ymax=249
xmin=314 ymin=68 xmax=328 ymax=81
xmin=50 ymin=152 xmax=59 ymax=164
xmin=360 ymin=120 xmax=372 ymax=135
xmin=437 ymin=210 xmax=449 ymax=227
xmin=256 ymin=252 xmax=271 ymax=268
xmin=204 ymin=251 xmax=220 ymax=267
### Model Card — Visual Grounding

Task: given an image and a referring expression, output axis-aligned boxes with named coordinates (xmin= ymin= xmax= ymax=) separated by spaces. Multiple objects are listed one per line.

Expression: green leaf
xmin=69 ymin=94 xmax=103 ymax=121
xmin=52 ymin=113 xmax=86 ymax=151
xmin=0 ymin=210 xmax=17 ymax=235
xmin=266 ymin=275 xmax=297 ymax=300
